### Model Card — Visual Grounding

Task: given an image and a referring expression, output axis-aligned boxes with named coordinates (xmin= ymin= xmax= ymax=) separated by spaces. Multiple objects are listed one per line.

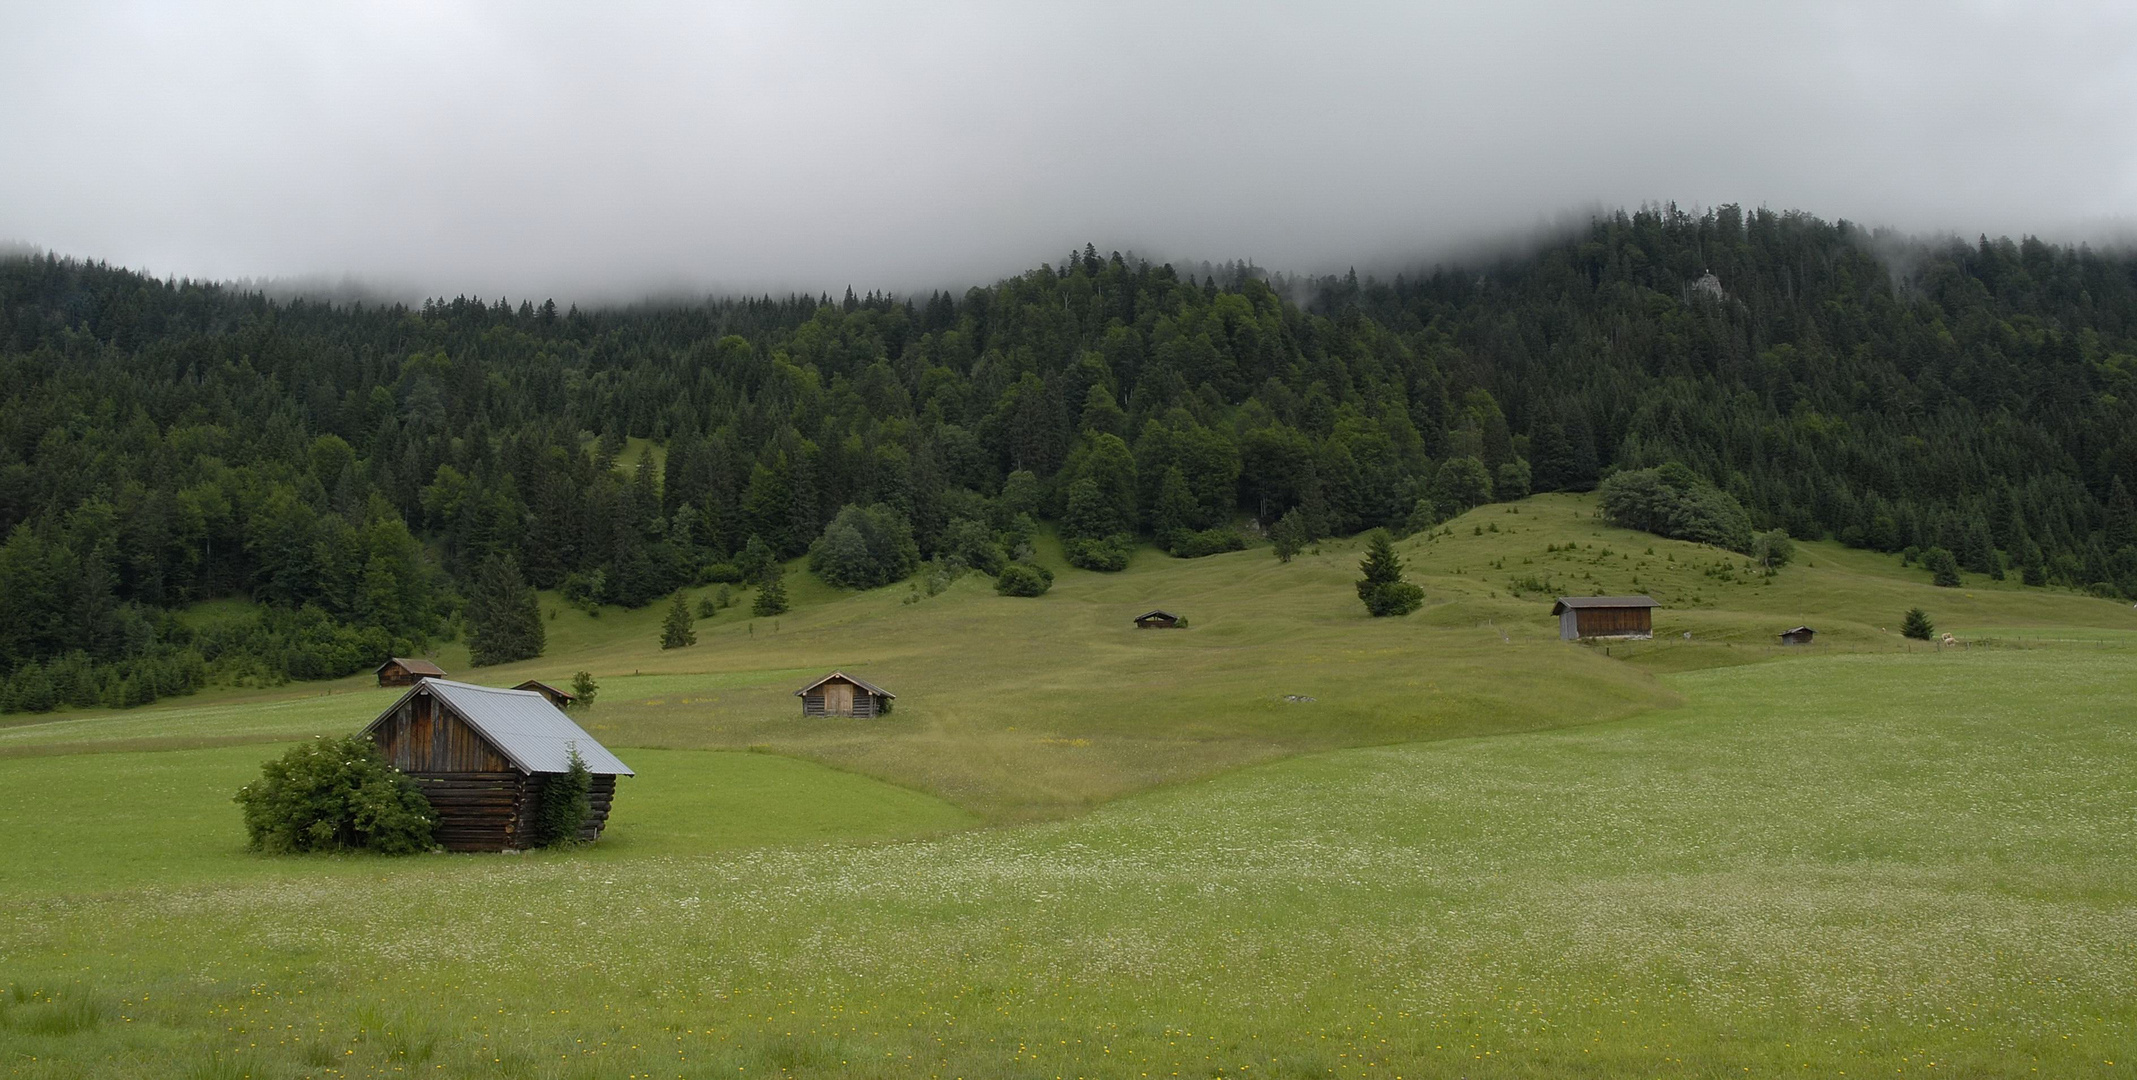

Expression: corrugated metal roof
xmin=391 ymin=679 xmax=633 ymax=776
xmin=794 ymin=671 xmax=895 ymax=699
xmin=1552 ymin=595 xmax=1660 ymax=613
xmin=378 ymin=657 xmax=447 ymax=676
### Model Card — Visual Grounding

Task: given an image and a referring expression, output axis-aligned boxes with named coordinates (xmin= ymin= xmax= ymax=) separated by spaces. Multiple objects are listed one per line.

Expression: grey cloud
xmin=1 ymin=1 xmax=2132 ymax=302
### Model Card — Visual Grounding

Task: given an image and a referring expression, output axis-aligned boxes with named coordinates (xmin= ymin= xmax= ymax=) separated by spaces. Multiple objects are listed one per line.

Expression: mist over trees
xmin=4 ymin=205 xmax=2137 ymax=710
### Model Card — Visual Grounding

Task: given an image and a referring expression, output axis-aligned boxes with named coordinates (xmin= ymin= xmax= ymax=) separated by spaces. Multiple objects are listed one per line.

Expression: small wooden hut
xmin=363 ymin=678 xmax=633 ymax=851
xmin=376 ymin=657 xmax=446 ymax=687
xmin=1134 ymin=609 xmax=1183 ymax=629
xmin=1552 ymin=596 xmax=1659 ymax=641
xmin=796 ymin=672 xmax=894 ymax=718
xmin=513 ymin=679 xmax=577 ymax=707
xmin=1779 ymin=626 xmax=1817 ymax=646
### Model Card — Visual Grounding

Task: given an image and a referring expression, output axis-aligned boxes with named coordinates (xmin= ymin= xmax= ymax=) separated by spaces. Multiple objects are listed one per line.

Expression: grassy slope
xmin=0 ymin=746 xmax=974 ymax=896
xmin=9 ymin=494 xmax=2133 ymax=820
xmin=2 ymin=650 xmax=2129 ymax=1077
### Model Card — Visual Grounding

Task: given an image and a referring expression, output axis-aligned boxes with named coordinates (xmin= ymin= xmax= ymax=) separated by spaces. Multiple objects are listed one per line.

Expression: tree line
xmin=4 ymin=204 xmax=2135 ymax=710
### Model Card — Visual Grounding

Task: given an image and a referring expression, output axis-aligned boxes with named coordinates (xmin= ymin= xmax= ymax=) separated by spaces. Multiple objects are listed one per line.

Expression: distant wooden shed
xmin=513 ymin=679 xmax=577 ymax=707
xmin=1552 ymin=596 xmax=1660 ymax=641
xmin=796 ymin=672 xmax=894 ymax=718
xmin=1134 ymin=609 xmax=1183 ymax=629
xmin=362 ymin=678 xmax=633 ymax=851
xmin=376 ymin=657 xmax=446 ymax=687
xmin=1779 ymin=626 xmax=1817 ymax=646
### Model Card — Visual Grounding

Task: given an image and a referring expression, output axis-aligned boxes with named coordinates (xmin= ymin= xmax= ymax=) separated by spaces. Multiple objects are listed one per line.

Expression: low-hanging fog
xmin=2 ymin=2 xmax=2132 ymax=302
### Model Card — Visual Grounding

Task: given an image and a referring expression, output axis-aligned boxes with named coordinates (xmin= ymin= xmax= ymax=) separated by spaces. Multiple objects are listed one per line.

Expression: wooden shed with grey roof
xmin=1552 ymin=596 xmax=1660 ymax=640
xmin=375 ymin=656 xmax=446 ymax=687
xmin=362 ymin=678 xmax=633 ymax=851
xmin=796 ymin=672 xmax=895 ymax=718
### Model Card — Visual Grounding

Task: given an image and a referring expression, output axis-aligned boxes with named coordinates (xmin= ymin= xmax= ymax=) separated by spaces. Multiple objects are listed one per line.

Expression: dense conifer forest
xmin=4 ymin=204 xmax=2136 ymax=711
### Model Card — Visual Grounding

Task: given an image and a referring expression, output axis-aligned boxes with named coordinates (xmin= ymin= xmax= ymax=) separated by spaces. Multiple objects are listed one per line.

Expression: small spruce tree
xmin=1922 ymin=546 xmax=1962 ymax=587
xmin=660 ymin=591 xmax=696 ymax=649
xmin=696 ymin=594 xmax=717 ymax=619
xmin=753 ymin=566 xmax=790 ymax=616
xmin=530 ymin=747 xmax=592 ymax=847
xmin=569 ymin=670 xmax=598 ymax=709
xmin=466 ymin=554 xmax=545 ymax=666
xmin=1356 ymin=529 xmax=1424 ymax=617
xmin=1901 ymin=608 xmax=1934 ymax=640
xmin=1271 ymin=507 xmax=1308 ymax=563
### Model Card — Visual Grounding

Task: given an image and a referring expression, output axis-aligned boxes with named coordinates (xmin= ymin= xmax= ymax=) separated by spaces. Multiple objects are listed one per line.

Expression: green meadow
xmin=4 ymin=495 xmax=2135 ymax=1077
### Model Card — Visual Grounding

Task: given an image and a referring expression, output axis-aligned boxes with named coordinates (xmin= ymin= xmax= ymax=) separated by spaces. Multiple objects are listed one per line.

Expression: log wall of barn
xmin=370 ymin=693 xmax=516 ymax=773
xmin=1574 ymin=607 xmax=1653 ymax=637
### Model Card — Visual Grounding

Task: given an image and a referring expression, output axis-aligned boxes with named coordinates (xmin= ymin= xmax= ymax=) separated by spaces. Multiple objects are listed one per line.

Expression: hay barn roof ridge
xmin=365 ymin=678 xmax=632 ymax=776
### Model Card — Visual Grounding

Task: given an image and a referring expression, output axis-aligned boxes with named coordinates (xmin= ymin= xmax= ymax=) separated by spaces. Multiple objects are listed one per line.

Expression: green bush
xmin=1596 ymin=464 xmax=1754 ymax=552
xmin=529 ymin=748 xmax=593 ymax=848
xmin=1169 ymin=527 xmax=1246 ymax=559
xmin=233 ymin=735 xmax=435 ymax=854
xmin=1064 ymin=534 xmax=1134 ymax=572
xmin=808 ymin=503 xmax=921 ymax=589
xmin=994 ymin=562 xmax=1054 ymax=597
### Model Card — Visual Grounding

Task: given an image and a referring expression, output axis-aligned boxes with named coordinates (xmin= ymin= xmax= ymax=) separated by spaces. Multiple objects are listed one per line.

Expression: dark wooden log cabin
xmin=1779 ymin=626 xmax=1817 ymax=646
xmin=363 ymin=679 xmax=633 ymax=851
xmin=1134 ymin=609 xmax=1183 ymax=629
xmin=796 ymin=672 xmax=894 ymax=718
xmin=1552 ymin=596 xmax=1659 ymax=640
xmin=376 ymin=657 xmax=446 ymax=687
xmin=513 ymin=679 xmax=577 ymax=707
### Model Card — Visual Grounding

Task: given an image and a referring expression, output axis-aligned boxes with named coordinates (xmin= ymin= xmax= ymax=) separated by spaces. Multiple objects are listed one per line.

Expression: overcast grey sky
xmin=2 ymin=2 xmax=2133 ymax=301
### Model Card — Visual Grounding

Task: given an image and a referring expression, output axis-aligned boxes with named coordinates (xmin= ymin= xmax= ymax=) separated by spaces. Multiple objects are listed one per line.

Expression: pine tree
xmin=569 ymin=670 xmax=598 ymax=708
xmin=466 ymin=554 xmax=544 ymax=666
xmin=659 ymin=591 xmax=696 ymax=649
xmin=1355 ymin=529 xmax=1423 ymax=616
xmin=1901 ymin=608 xmax=1934 ymax=640
xmin=753 ymin=566 xmax=790 ymax=617
xmin=2108 ymin=476 xmax=2137 ymax=552
xmin=1271 ymin=507 xmax=1309 ymax=563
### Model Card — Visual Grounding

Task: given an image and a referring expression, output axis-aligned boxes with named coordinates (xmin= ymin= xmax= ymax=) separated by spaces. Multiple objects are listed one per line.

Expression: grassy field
xmin=11 ymin=495 xmax=2131 ymax=821
xmin=3 ymin=493 xmax=2134 ymax=1077
xmin=2 ymin=651 xmax=2131 ymax=1077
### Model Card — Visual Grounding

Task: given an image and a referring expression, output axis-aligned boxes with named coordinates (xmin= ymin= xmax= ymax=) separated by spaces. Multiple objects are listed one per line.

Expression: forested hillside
xmin=4 ymin=205 xmax=2136 ymax=710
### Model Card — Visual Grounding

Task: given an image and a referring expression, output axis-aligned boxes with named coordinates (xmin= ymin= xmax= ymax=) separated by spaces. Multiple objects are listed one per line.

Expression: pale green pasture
xmin=2 ymin=650 xmax=2130 ymax=1077
xmin=0 ymin=746 xmax=974 ymax=896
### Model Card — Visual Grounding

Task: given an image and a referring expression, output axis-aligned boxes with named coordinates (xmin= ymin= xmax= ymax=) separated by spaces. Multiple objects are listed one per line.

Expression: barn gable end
xmin=362 ymin=679 xmax=631 ymax=852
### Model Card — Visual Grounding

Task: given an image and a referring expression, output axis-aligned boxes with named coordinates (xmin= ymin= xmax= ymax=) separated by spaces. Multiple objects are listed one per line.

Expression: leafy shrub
xmin=1596 ymin=464 xmax=1754 ymax=552
xmin=701 ymin=562 xmax=744 ymax=584
xmin=233 ymin=735 xmax=435 ymax=854
xmin=529 ymin=748 xmax=592 ymax=848
xmin=1169 ymin=527 xmax=1246 ymax=558
xmin=994 ymin=562 xmax=1053 ymax=596
xmin=1064 ymin=534 xmax=1134 ymax=572
xmin=1750 ymin=529 xmax=1795 ymax=570
xmin=808 ymin=503 xmax=920 ymax=589
xmin=696 ymin=594 xmax=718 ymax=619
xmin=1901 ymin=608 xmax=1935 ymax=640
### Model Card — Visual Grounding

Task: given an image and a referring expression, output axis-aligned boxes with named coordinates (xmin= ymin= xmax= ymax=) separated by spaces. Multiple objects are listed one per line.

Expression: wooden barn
xmin=1779 ymin=626 xmax=1817 ymax=646
xmin=1134 ymin=609 xmax=1183 ymax=629
xmin=1552 ymin=596 xmax=1659 ymax=641
xmin=796 ymin=672 xmax=894 ymax=718
xmin=513 ymin=679 xmax=577 ymax=707
xmin=376 ymin=657 xmax=446 ymax=687
xmin=362 ymin=678 xmax=633 ymax=851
